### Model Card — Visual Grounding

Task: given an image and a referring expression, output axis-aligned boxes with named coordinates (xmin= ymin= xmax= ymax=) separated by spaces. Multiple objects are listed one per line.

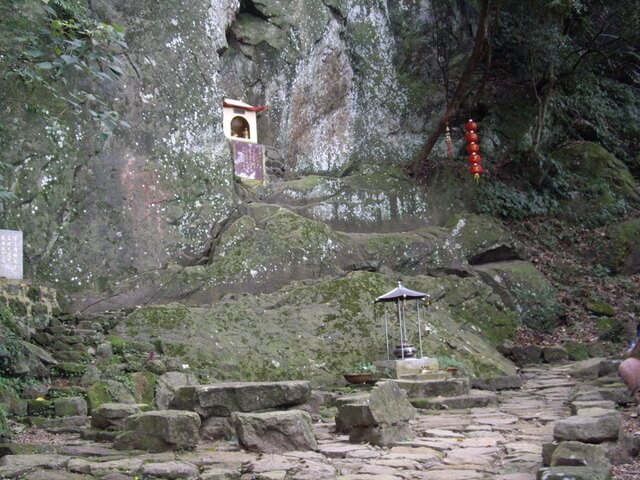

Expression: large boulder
xmin=231 ymin=410 xmax=317 ymax=454
xmin=54 ymin=397 xmax=88 ymax=417
xmin=0 ymin=330 xmax=49 ymax=378
xmin=117 ymin=272 xmax=518 ymax=385
xmin=473 ymin=261 xmax=560 ymax=332
xmin=537 ymin=466 xmax=612 ymax=480
xmin=91 ymin=403 xmax=142 ymax=430
xmin=86 ymin=380 xmax=136 ymax=411
xmin=335 ymin=380 xmax=415 ymax=446
xmin=553 ymin=411 xmax=622 ymax=443
xmin=170 ymin=381 xmax=311 ymax=418
xmin=552 ymin=142 xmax=640 ymax=226
xmin=550 ymin=441 xmax=611 ymax=470
xmin=444 ymin=214 xmax=525 ymax=265
xmin=155 ymin=371 xmax=199 ymax=410
xmin=114 ymin=410 xmax=201 ymax=452
xmin=336 ymin=381 xmax=415 ymax=430
xmin=571 ymin=358 xmax=606 ymax=381
xmin=606 ymin=219 xmax=640 ymax=274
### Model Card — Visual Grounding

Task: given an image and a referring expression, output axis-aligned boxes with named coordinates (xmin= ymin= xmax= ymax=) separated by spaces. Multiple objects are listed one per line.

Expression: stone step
xmin=71 ymin=329 xmax=105 ymax=343
xmin=398 ymin=371 xmax=448 ymax=381
xmin=410 ymin=390 xmax=498 ymax=410
xmin=77 ymin=320 xmax=102 ymax=331
xmin=51 ymin=350 xmax=91 ymax=364
xmin=393 ymin=377 xmax=470 ymax=399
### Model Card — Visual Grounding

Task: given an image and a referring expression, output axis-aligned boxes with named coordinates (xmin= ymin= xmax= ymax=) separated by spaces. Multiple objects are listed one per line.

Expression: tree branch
xmin=409 ymin=0 xmax=491 ymax=179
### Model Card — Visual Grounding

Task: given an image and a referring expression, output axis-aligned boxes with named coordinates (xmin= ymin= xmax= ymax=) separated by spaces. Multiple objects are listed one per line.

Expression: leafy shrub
xmin=344 ymin=362 xmax=377 ymax=374
xmin=477 ymin=180 xmax=558 ymax=220
xmin=0 ymin=305 xmax=14 ymax=330
xmin=0 ymin=402 xmax=9 ymax=440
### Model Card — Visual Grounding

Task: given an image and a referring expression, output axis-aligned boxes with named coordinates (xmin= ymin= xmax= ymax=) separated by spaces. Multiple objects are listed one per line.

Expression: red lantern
xmin=465 ymin=119 xmax=478 ymax=132
xmin=466 ymin=142 xmax=480 ymax=154
xmin=468 ymin=153 xmax=482 ymax=164
xmin=469 ymin=163 xmax=484 ymax=175
xmin=465 ymin=131 xmax=479 ymax=143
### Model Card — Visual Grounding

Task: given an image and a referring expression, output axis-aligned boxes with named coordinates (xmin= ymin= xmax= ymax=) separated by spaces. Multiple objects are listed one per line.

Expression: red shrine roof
xmin=223 ymin=98 xmax=267 ymax=112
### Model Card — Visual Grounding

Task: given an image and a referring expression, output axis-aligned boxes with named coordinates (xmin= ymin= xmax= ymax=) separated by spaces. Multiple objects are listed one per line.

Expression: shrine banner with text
xmin=0 ymin=229 xmax=23 ymax=279
xmin=232 ymin=141 xmax=264 ymax=182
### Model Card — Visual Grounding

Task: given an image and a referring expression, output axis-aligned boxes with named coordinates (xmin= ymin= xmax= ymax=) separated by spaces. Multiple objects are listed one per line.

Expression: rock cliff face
xmin=3 ymin=0 xmax=465 ymax=310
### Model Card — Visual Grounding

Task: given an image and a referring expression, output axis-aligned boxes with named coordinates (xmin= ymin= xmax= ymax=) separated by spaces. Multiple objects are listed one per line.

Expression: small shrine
xmin=222 ymin=98 xmax=267 ymax=144
xmin=223 ymin=98 xmax=268 ymax=183
xmin=373 ymin=282 xmax=440 ymax=379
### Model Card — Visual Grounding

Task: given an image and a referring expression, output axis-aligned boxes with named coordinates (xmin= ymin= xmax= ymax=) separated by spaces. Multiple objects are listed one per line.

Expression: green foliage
xmin=343 ymin=361 xmax=377 ymax=374
xmin=0 ymin=304 xmax=15 ymax=330
xmin=0 ymin=327 xmax=23 ymax=375
xmin=476 ymin=180 xmax=558 ymax=220
xmin=106 ymin=335 xmax=129 ymax=355
xmin=436 ymin=355 xmax=465 ymax=370
xmin=557 ymin=75 xmax=640 ymax=168
xmin=0 ymin=374 xmax=40 ymax=397
xmin=48 ymin=386 xmax=84 ymax=398
xmin=0 ymin=0 xmax=128 ymax=200
xmin=0 ymin=402 xmax=9 ymax=439
xmin=0 ymin=0 xmax=128 ymax=131
xmin=114 ymin=373 xmax=135 ymax=395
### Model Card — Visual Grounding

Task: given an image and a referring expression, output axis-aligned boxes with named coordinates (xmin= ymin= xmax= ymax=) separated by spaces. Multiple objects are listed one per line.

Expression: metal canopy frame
xmin=374 ymin=282 xmax=428 ymax=360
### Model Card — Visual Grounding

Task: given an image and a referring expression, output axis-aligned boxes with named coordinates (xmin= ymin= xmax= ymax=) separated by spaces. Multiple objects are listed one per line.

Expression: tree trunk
xmin=532 ymin=64 xmax=555 ymax=152
xmin=409 ymin=0 xmax=491 ymax=179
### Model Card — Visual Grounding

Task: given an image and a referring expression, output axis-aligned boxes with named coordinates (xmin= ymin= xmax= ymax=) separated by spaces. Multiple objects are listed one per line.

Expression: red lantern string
xmin=464 ymin=118 xmax=483 ymax=181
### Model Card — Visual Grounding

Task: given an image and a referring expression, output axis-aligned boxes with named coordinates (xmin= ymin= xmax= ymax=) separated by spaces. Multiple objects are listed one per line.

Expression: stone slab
xmin=374 ymin=358 xmax=439 ymax=379
xmin=170 ymin=381 xmax=311 ymax=417
xmin=394 ymin=378 xmax=470 ymax=398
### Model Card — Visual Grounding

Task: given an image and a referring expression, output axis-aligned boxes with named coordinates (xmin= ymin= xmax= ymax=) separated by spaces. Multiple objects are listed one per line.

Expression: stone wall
xmin=0 ymin=280 xmax=59 ymax=321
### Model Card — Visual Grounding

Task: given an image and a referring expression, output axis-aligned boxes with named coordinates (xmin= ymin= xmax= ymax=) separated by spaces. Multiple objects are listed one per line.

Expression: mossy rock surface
xmin=552 ymin=142 xmax=640 ymax=225
xmin=563 ymin=341 xmax=590 ymax=361
xmin=473 ymin=261 xmax=560 ymax=332
xmin=268 ymin=167 xmax=433 ymax=233
xmin=86 ymin=379 xmax=136 ymax=412
xmin=606 ymin=219 xmax=640 ymax=274
xmin=586 ymin=300 xmax=616 ymax=317
xmin=595 ymin=318 xmax=627 ymax=342
xmin=115 ymin=271 xmax=517 ymax=384
xmin=444 ymin=214 xmax=524 ymax=264
xmin=553 ymin=142 xmax=640 ymax=201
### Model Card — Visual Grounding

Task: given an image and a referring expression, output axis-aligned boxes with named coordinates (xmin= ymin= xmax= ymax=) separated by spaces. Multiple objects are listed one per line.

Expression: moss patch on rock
xmin=473 ymin=261 xmax=560 ymax=332
xmin=86 ymin=381 xmax=112 ymax=412
xmin=116 ymin=271 xmax=518 ymax=383
xmin=563 ymin=341 xmax=590 ymax=361
xmin=552 ymin=142 xmax=640 ymax=226
xmin=607 ymin=219 xmax=640 ymax=274
xmin=128 ymin=371 xmax=157 ymax=405
xmin=585 ymin=300 xmax=616 ymax=317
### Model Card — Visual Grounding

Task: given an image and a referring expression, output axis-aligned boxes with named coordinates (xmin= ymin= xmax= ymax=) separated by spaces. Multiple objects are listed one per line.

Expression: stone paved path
xmin=309 ymin=363 xmax=575 ymax=480
xmin=1 ymin=364 xmax=578 ymax=479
